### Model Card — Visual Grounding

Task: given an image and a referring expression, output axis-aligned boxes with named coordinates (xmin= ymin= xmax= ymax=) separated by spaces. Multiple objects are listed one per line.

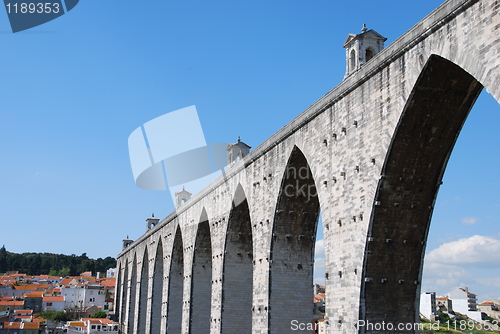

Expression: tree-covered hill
xmin=0 ymin=246 xmax=116 ymax=277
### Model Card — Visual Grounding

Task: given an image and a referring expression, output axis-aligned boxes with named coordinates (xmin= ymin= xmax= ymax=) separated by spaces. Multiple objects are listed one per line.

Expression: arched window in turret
xmin=350 ymin=49 xmax=356 ymax=72
xmin=366 ymin=47 xmax=374 ymax=62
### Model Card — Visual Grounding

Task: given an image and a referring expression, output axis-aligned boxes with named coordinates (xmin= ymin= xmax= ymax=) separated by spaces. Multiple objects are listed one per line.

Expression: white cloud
xmin=461 ymin=217 xmax=479 ymax=225
xmin=422 ymin=235 xmax=500 ymax=299
xmin=422 ymin=262 xmax=473 ymax=289
xmin=476 ymin=277 xmax=500 ymax=289
xmin=314 ymin=257 xmax=325 ymax=286
xmin=425 ymin=235 xmax=500 ymax=267
xmin=315 ymin=239 xmax=324 ymax=258
xmin=314 ymin=239 xmax=325 ymax=285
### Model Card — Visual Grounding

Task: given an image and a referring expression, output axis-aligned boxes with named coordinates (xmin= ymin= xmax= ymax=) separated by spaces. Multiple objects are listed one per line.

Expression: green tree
xmin=58 ymin=267 xmax=71 ymax=277
xmin=0 ymin=245 xmax=7 ymax=273
xmin=91 ymin=311 xmax=107 ymax=318
xmin=39 ymin=310 xmax=72 ymax=322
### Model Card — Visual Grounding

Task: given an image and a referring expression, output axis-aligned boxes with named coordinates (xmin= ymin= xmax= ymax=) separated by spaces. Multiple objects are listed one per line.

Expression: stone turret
xmin=343 ymin=24 xmax=387 ymax=77
xmin=175 ymin=187 xmax=192 ymax=208
xmin=227 ymin=137 xmax=251 ymax=165
xmin=146 ymin=213 xmax=160 ymax=231
xmin=122 ymin=236 xmax=133 ymax=250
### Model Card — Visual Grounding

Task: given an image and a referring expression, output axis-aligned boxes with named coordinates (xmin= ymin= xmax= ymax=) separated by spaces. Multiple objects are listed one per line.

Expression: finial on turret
xmin=237 ymin=136 xmax=241 ymax=143
xmin=152 ymin=213 xmax=154 ymax=217
xmin=361 ymin=23 xmax=367 ymax=33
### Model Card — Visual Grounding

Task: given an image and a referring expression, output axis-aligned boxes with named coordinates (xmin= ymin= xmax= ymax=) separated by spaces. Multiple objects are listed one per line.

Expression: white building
xmin=447 ymin=287 xmax=482 ymax=321
xmin=60 ymin=282 xmax=106 ymax=312
xmin=42 ymin=296 xmax=65 ymax=312
xmin=65 ymin=318 xmax=119 ymax=334
xmin=106 ymin=268 xmax=116 ymax=278
xmin=420 ymin=292 xmax=437 ymax=320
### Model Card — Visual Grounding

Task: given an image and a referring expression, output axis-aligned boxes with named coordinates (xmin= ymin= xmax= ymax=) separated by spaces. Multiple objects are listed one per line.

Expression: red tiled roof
xmin=0 ymin=301 xmax=23 ymax=306
xmin=43 ymin=296 xmax=64 ymax=302
xmin=68 ymin=321 xmax=85 ymax=327
xmin=81 ymin=318 xmax=118 ymax=325
xmin=24 ymin=292 xmax=43 ymax=298
xmin=100 ymin=280 xmax=115 ymax=287
xmin=23 ymin=323 xmax=40 ymax=329
xmin=14 ymin=284 xmax=51 ymax=291
xmin=2 ymin=322 xmax=22 ymax=329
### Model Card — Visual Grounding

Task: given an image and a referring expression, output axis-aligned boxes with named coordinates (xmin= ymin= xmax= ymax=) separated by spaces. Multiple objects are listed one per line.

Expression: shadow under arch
xmin=137 ymin=247 xmax=149 ymax=334
xmin=360 ymin=55 xmax=483 ymax=330
xmin=128 ymin=253 xmax=138 ymax=334
xmin=167 ymin=225 xmax=184 ymax=333
xmin=190 ymin=208 xmax=212 ymax=333
xmin=221 ymin=183 xmax=253 ymax=334
xmin=114 ymin=263 xmax=121 ymax=321
xmin=120 ymin=262 xmax=129 ymax=331
xmin=270 ymin=145 xmax=321 ymax=333
xmin=151 ymin=239 xmax=164 ymax=334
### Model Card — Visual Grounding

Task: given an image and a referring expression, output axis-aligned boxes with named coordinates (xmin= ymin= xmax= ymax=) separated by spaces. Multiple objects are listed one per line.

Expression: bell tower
xmin=343 ymin=24 xmax=387 ymax=77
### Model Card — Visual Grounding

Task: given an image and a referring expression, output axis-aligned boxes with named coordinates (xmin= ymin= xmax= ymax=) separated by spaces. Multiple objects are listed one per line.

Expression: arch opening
xmin=365 ymin=47 xmax=374 ymax=62
xmin=270 ymin=146 xmax=321 ymax=333
xmin=120 ymin=263 xmax=129 ymax=331
xmin=360 ymin=55 xmax=483 ymax=330
xmin=114 ymin=263 xmax=122 ymax=322
xmin=312 ymin=212 xmax=326 ymax=329
xmin=151 ymin=240 xmax=164 ymax=334
xmin=167 ymin=227 xmax=184 ymax=332
xmin=128 ymin=254 xmax=138 ymax=334
xmin=190 ymin=209 xmax=212 ymax=333
xmin=221 ymin=184 xmax=253 ymax=334
xmin=350 ymin=49 xmax=356 ymax=72
xmin=137 ymin=249 xmax=149 ymax=334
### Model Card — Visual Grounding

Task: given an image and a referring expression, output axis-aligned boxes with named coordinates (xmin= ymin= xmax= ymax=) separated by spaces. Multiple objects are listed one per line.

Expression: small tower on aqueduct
xmin=343 ymin=24 xmax=387 ymax=77
xmin=175 ymin=187 xmax=192 ymax=209
xmin=145 ymin=213 xmax=160 ymax=231
xmin=122 ymin=236 xmax=133 ymax=250
xmin=226 ymin=137 xmax=251 ymax=165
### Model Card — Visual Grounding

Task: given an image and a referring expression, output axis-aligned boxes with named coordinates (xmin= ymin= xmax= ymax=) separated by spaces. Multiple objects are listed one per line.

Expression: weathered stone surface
xmin=115 ymin=0 xmax=500 ymax=333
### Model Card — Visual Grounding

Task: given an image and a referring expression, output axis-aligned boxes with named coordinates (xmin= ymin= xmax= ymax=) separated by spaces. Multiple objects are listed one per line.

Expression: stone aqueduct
xmin=115 ymin=0 xmax=500 ymax=333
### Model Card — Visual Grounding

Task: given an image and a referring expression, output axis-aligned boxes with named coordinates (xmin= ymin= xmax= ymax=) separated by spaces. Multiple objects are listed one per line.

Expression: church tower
xmin=343 ymin=24 xmax=387 ymax=77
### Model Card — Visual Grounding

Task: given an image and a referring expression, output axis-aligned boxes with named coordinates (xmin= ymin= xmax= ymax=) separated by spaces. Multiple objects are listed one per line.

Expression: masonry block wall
xmin=115 ymin=0 xmax=500 ymax=333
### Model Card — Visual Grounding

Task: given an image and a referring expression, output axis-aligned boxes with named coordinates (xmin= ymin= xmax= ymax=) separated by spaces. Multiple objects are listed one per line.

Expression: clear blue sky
xmin=1 ymin=0 xmax=499 ymax=301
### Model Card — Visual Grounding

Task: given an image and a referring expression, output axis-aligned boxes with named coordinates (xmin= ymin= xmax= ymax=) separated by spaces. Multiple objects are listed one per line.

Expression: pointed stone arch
xmin=137 ymin=247 xmax=149 ymax=334
xmin=269 ymin=145 xmax=321 ymax=333
xmin=151 ymin=239 xmax=164 ymax=334
xmin=350 ymin=49 xmax=356 ymax=72
xmin=221 ymin=184 xmax=253 ymax=334
xmin=167 ymin=226 xmax=184 ymax=332
xmin=113 ymin=261 xmax=123 ymax=322
xmin=360 ymin=55 xmax=483 ymax=328
xmin=121 ymin=261 xmax=130 ymax=332
xmin=128 ymin=253 xmax=138 ymax=334
xmin=190 ymin=208 xmax=212 ymax=333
